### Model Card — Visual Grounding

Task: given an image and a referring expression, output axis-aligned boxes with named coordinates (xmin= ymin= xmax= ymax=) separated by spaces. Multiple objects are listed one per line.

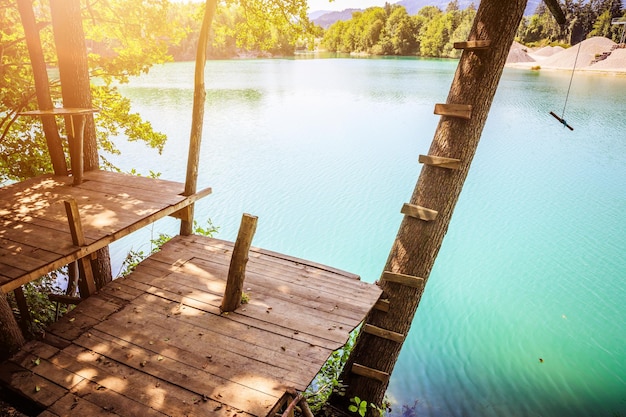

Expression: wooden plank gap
xmin=454 ymin=40 xmax=491 ymax=50
xmin=363 ymin=324 xmax=404 ymax=343
xmin=381 ymin=271 xmax=425 ymax=290
xmin=434 ymin=103 xmax=472 ymax=120
xmin=351 ymin=363 xmax=390 ymax=384
xmin=401 ymin=203 xmax=438 ymax=222
xmin=418 ymin=154 xmax=462 ymax=170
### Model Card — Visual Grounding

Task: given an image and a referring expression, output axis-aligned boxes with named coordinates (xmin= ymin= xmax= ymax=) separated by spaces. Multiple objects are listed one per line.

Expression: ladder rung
xmin=382 ymin=271 xmax=425 ymax=289
xmin=351 ymin=363 xmax=390 ymax=383
xmin=434 ymin=103 xmax=472 ymax=120
xmin=401 ymin=203 xmax=438 ymax=222
xmin=419 ymin=154 xmax=461 ymax=170
xmin=373 ymin=298 xmax=390 ymax=312
xmin=454 ymin=40 xmax=491 ymax=50
xmin=363 ymin=324 xmax=405 ymax=343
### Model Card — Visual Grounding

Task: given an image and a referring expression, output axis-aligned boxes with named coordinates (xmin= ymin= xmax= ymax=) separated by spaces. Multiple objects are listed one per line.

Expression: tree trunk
xmin=17 ymin=0 xmax=68 ymax=176
xmin=0 ymin=291 xmax=25 ymax=359
xmin=333 ymin=0 xmax=528 ymax=411
xmin=180 ymin=0 xmax=218 ymax=236
xmin=50 ymin=0 xmax=112 ymax=288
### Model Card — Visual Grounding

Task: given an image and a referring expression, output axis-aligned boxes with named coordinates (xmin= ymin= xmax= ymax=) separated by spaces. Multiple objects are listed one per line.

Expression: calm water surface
xmin=110 ymin=57 xmax=626 ymax=417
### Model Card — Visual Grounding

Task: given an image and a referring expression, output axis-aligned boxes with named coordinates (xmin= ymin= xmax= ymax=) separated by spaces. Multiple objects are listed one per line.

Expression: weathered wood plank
xmin=47 ymin=393 xmax=123 ymax=417
xmin=434 ymin=103 xmax=472 ymax=119
xmin=74 ymin=331 xmax=281 ymax=416
xmin=69 ymin=378 xmax=168 ymax=417
xmin=351 ymin=363 xmax=390 ymax=384
xmin=52 ymin=345 xmax=251 ymax=417
xmin=362 ymin=324 xmax=405 ymax=343
xmin=453 ymin=40 xmax=491 ymax=49
xmin=0 ymin=361 xmax=66 ymax=408
xmin=381 ymin=271 xmax=426 ymax=289
xmin=418 ymin=154 xmax=462 ymax=170
xmin=94 ymin=293 xmax=329 ymax=377
xmin=401 ymin=203 xmax=439 ymax=222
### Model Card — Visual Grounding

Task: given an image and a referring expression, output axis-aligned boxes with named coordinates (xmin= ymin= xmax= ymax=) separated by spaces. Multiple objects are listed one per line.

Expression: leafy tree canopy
xmin=1 ymin=0 xmax=313 ymax=183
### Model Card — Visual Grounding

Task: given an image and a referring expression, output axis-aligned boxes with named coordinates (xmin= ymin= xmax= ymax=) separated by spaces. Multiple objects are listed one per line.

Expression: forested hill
xmin=311 ymin=0 xmax=542 ymax=28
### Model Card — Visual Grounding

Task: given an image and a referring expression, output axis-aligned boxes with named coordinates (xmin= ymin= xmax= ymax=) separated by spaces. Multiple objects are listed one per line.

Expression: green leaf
xmin=349 ymin=405 xmax=358 ymax=413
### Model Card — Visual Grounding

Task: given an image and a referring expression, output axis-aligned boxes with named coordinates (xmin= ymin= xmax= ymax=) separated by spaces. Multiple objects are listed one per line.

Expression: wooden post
xmin=180 ymin=0 xmax=218 ymax=236
xmin=220 ymin=214 xmax=257 ymax=313
xmin=64 ymin=199 xmax=97 ymax=297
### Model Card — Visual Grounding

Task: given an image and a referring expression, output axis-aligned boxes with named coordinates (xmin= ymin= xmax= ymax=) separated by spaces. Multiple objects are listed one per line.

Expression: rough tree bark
xmin=49 ymin=0 xmax=112 ymax=288
xmin=180 ymin=0 xmax=218 ymax=236
xmin=0 ymin=291 xmax=25 ymax=358
xmin=17 ymin=0 xmax=68 ymax=176
xmin=333 ymin=0 xmax=528 ymax=411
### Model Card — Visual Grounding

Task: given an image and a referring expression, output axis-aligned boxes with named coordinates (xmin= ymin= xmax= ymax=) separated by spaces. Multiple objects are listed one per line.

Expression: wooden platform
xmin=1 ymin=235 xmax=382 ymax=417
xmin=0 ymin=170 xmax=211 ymax=293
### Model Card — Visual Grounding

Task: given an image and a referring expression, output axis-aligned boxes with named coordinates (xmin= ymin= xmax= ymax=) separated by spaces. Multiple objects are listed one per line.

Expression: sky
xmin=307 ymin=0 xmax=390 ymax=12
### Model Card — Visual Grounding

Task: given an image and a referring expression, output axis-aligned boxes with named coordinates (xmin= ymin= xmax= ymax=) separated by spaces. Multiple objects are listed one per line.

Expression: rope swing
xmin=550 ymin=41 xmax=582 ymax=131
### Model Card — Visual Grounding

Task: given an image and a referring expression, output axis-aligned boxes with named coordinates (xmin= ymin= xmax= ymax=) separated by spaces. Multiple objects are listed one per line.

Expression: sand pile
xmin=531 ymin=45 xmax=565 ymax=58
xmin=506 ymin=36 xmax=626 ymax=73
xmin=590 ymin=47 xmax=626 ymax=70
xmin=539 ymin=36 xmax=616 ymax=69
xmin=507 ymin=41 xmax=535 ymax=63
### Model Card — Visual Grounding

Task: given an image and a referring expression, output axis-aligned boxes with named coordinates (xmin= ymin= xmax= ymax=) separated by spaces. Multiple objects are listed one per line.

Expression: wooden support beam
xmin=401 ymin=203 xmax=438 ymax=222
xmin=434 ymin=103 xmax=472 ymax=120
xmin=169 ymin=205 xmax=192 ymax=222
xmin=221 ymin=213 xmax=258 ymax=313
xmin=419 ymin=154 xmax=462 ymax=170
xmin=381 ymin=271 xmax=425 ymax=290
xmin=63 ymin=200 xmax=96 ymax=298
xmin=363 ymin=324 xmax=405 ymax=343
xmin=13 ymin=287 xmax=32 ymax=325
xmin=48 ymin=294 xmax=83 ymax=305
xmin=373 ymin=298 xmax=390 ymax=312
xmin=351 ymin=363 xmax=390 ymax=384
xmin=454 ymin=40 xmax=491 ymax=50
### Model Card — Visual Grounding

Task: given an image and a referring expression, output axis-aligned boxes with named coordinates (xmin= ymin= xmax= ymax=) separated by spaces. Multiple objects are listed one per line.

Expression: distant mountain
xmin=313 ymin=8 xmax=360 ymax=29
xmin=311 ymin=0 xmax=543 ymax=29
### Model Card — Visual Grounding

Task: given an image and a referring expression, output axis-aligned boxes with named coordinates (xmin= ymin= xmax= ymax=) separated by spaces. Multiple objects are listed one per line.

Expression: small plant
xmin=241 ymin=292 xmax=250 ymax=304
xmin=349 ymin=397 xmax=369 ymax=417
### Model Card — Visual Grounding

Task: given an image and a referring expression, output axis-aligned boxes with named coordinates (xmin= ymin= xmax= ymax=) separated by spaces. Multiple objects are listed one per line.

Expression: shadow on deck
xmin=1 ymin=235 xmax=382 ymax=416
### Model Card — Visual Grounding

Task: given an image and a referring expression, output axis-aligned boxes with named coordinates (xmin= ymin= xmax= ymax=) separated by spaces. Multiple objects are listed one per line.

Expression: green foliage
xmin=321 ymin=4 xmax=476 ymax=58
xmin=305 ymin=328 xmax=357 ymax=413
xmin=7 ymin=270 xmax=69 ymax=337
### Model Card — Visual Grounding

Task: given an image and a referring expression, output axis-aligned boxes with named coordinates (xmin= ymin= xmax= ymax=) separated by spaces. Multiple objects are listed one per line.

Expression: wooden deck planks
xmin=0 ymin=171 xmax=211 ymax=292
xmin=2 ymin=234 xmax=381 ymax=417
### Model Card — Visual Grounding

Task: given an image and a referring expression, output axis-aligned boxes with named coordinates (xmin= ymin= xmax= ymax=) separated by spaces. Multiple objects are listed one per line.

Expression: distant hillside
xmin=313 ymin=8 xmax=360 ymax=29
xmin=311 ymin=0 xmax=543 ymax=29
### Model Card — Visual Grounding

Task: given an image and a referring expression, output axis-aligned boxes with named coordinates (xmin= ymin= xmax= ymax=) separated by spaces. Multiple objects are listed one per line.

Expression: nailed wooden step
xmin=382 ymin=271 xmax=425 ymax=290
xmin=434 ymin=103 xmax=472 ymax=120
xmin=373 ymin=298 xmax=390 ymax=312
xmin=454 ymin=40 xmax=491 ymax=50
xmin=401 ymin=203 xmax=438 ymax=222
xmin=351 ymin=363 xmax=390 ymax=384
xmin=363 ymin=324 xmax=405 ymax=343
xmin=419 ymin=154 xmax=461 ymax=170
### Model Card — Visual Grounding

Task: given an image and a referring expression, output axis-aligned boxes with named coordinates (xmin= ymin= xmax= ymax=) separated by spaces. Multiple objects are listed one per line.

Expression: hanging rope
xmin=550 ymin=40 xmax=582 ymax=131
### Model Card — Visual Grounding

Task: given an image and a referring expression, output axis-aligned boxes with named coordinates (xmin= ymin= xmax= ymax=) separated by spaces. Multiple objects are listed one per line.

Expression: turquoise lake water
xmin=109 ymin=57 xmax=626 ymax=417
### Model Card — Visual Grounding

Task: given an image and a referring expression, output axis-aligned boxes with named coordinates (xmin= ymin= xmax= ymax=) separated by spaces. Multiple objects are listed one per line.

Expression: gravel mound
xmin=532 ymin=45 xmax=565 ymax=57
xmin=539 ymin=36 xmax=617 ymax=69
xmin=506 ymin=37 xmax=625 ymax=73
xmin=507 ymin=41 xmax=536 ymax=63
